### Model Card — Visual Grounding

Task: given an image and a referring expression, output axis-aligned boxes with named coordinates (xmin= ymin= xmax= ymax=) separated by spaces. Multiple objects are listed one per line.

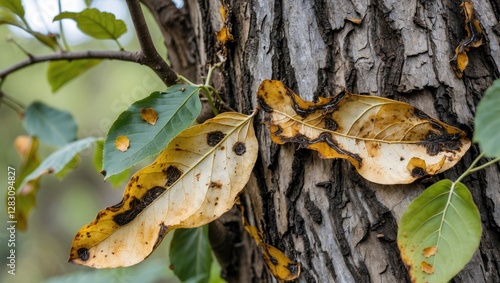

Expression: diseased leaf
xmin=0 ymin=0 xmax=24 ymax=18
xmin=69 ymin=112 xmax=258 ymax=268
xmin=141 ymin=108 xmax=158 ymax=125
xmin=397 ymin=180 xmax=481 ymax=283
xmin=19 ymin=137 xmax=100 ymax=189
xmin=47 ymin=59 xmax=101 ymax=92
xmin=54 ymin=8 xmax=126 ymax=40
xmin=23 ymin=101 xmax=78 ymax=147
xmin=258 ymin=80 xmax=470 ymax=184
xmin=473 ymin=79 xmax=500 ymax=158
xmin=114 ymin=135 xmax=129 ymax=152
xmin=450 ymin=0 xmax=483 ymax=78
xmin=103 ymin=85 xmax=201 ymax=178
xmin=169 ymin=227 xmax=212 ymax=283
xmin=241 ymin=205 xmax=301 ymax=281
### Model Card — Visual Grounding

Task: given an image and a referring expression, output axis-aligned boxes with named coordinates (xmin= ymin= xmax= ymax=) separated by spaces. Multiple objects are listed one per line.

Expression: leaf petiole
xmin=455 ymin=151 xmax=500 ymax=184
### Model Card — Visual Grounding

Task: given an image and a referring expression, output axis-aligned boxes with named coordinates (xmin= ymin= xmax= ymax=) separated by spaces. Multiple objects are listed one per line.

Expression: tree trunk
xmin=147 ymin=0 xmax=500 ymax=282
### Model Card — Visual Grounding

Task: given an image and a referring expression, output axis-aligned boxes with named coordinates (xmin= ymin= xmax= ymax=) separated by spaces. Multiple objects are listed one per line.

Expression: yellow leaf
xmin=140 ymin=108 xmax=158 ymax=125
xmin=114 ymin=135 xmax=130 ymax=152
xmin=68 ymin=111 xmax=258 ymax=268
xmin=258 ymin=80 xmax=470 ymax=184
xmin=240 ymin=205 xmax=300 ymax=281
xmin=450 ymin=0 xmax=482 ymax=78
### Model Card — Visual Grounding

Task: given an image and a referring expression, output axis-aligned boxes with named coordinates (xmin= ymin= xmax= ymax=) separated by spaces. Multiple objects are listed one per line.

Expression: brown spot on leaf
xmin=115 ymin=135 xmax=130 ymax=152
xmin=153 ymin=222 xmax=169 ymax=249
xmin=77 ymin=248 xmax=90 ymax=261
xmin=423 ymin=246 xmax=438 ymax=258
xmin=421 ymin=261 xmax=435 ymax=274
xmin=164 ymin=165 xmax=182 ymax=186
xmin=209 ymin=181 xmax=223 ymax=190
xmin=109 ymin=199 xmax=124 ymax=211
xmin=207 ymin=131 xmax=226 ymax=146
xmin=233 ymin=142 xmax=246 ymax=155
xmin=140 ymin=108 xmax=158 ymax=125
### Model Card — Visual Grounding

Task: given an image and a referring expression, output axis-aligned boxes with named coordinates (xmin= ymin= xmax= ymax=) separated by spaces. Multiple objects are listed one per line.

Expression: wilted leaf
xmin=19 ymin=137 xmax=100 ymax=189
xmin=450 ymin=0 xmax=483 ymax=78
xmin=258 ymin=80 xmax=470 ymax=184
xmin=103 ymin=85 xmax=201 ymax=178
xmin=114 ymin=135 xmax=129 ymax=152
xmin=23 ymin=101 xmax=78 ymax=147
xmin=47 ymin=59 xmax=101 ymax=92
xmin=69 ymin=112 xmax=258 ymax=268
xmin=397 ymin=180 xmax=481 ymax=283
xmin=169 ymin=227 xmax=212 ymax=283
xmin=473 ymin=79 xmax=500 ymax=158
xmin=54 ymin=8 xmax=126 ymax=40
xmin=240 ymin=205 xmax=300 ymax=281
xmin=141 ymin=108 xmax=158 ymax=125
xmin=216 ymin=5 xmax=233 ymax=47
xmin=0 ymin=0 xmax=24 ymax=18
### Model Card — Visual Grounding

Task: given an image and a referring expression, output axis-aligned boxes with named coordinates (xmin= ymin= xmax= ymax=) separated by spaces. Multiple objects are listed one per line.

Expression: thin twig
xmin=125 ymin=0 xmax=178 ymax=86
xmin=0 ymin=50 xmax=141 ymax=79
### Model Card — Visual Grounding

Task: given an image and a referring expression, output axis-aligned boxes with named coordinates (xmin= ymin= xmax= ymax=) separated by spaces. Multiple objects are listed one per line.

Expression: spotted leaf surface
xmin=69 ymin=111 xmax=258 ymax=268
xmin=397 ymin=180 xmax=481 ymax=283
xmin=258 ymin=80 xmax=470 ymax=184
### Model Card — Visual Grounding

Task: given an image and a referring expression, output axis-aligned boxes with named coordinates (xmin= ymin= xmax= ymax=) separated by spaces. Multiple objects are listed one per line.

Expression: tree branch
xmin=126 ymin=0 xmax=178 ymax=86
xmin=0 ymin=50 xmax=140 ymax=79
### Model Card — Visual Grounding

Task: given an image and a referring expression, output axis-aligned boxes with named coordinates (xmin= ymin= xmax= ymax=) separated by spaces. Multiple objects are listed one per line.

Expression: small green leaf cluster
xmin=397 ymin=79 xmax=500 ymax=283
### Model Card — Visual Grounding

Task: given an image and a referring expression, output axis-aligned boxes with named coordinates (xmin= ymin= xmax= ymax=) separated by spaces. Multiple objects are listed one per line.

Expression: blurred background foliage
xmin=0 ymin=1 xmax=221 ymax=282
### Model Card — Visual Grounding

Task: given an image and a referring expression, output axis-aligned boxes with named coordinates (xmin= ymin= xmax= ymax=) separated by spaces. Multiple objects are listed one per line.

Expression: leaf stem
xmin=455 ymin=152 xmax=500 ymax=184
xmin=468 ymin=157 xmax=500 ymax=174
xmin=58 ymin=0 xmax=70 ymax=51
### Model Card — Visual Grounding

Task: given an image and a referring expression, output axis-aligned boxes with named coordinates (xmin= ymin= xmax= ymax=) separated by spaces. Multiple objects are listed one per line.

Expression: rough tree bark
xmin=145 ymin=0 xmax=500 ymax=282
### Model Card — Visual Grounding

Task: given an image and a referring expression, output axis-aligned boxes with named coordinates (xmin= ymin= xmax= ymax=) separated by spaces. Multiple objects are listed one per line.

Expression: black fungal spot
xmin=100 ymin=170 xmax=106 ymax=177
xmin=324 ymin=118 xmax=338 ymax=131
xmin=233 ymin=142 xmax=246 ymax=155
xmin=207 ymin=131 xmax=226 ymax=146
xmin=113 ymin=186 xmax=166 ymax=226
xmin=164 ymin=165 xmax=182 ymax=186
xmin=420 ymin=131 xmax=463 ymax=156
xmin=153 ymin=223 xmax=169 ymax=249
xmin=77 ymin=248 xmax=90 ymax=261
xmin=269 ymin=254 xmax=279 ymax=265
xmin=287 ymin=88 xmax=344 ymax=117
xmin=286 ymin=263 xmax=300 ymax=274
xmin=411 ymin=167 xmax=426 ymax=178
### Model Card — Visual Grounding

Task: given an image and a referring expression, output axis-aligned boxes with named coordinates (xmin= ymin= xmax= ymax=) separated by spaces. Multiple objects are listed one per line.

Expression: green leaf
xmin=0 ymin=0 xmax=24 ymax=18
xmin=0 ymin=7 xmax=24 ymax=27
xmin=19 ymin=137 xmax=100 ymax=189
xmin=54 ymin=8 xmax=126 ymax=40
xmin=170 ymin=227 xmax=213 ymax=283
xmin=32 ymin=31 xmax=59 ymax=51
xmin=397 ymin=179 xmax=481 ymax=283
xmin=473 ymin=79 xmax=500 ymax=158
xmin=102 ymin=85 xmax=201 ymax=178
xmin=93 ymin=140 xmax=129 ymax=187
xmin=23 ymin=101 xmax=78 ymax=147
xmin=47 ymin=59 xmax=101 ymax=92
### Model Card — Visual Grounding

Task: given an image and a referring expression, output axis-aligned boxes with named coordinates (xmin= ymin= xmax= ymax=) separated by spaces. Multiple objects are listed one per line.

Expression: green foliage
xmin=0 ymin=0 xmax=24 ymax=18
xmin=170 ymin=227 xmax=213 ymax=283
xmin=23 ymin=101 xmax=77 ymax=147
xmin=0 ymin=7 xmax=23 ymax=27
xmin=47 ymin=59 xmax=102 ymax=92
xmin=473 ymin=79 xmax=500 ymax=158
xmin=102 ymin=85 xmax=201 ymax=178
xmin=54 ymin=8 xmax=127 ymax=41
xmin=398 ymin=179 xmax=481 ymax=283
xmin=19 ymin=137 xmax=100 ymax=189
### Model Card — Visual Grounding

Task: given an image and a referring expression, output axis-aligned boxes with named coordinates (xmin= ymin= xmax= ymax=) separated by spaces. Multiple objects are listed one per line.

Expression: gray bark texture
xmin=145 ymin=0 xmax=500 ymax=282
